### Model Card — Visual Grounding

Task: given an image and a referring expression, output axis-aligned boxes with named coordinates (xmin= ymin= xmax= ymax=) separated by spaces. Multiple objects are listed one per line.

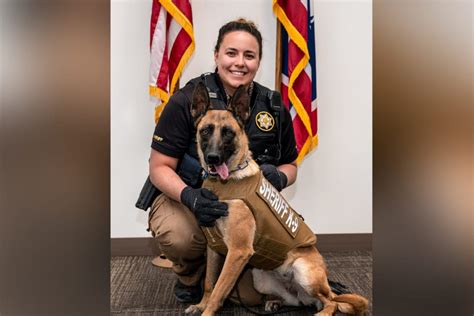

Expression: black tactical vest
xmin=188 ymin=73 xmax=282 ymax=165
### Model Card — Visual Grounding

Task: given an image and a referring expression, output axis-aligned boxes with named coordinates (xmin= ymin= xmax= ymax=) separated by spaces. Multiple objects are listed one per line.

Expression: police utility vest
xmin=202 ymin=172 xmax=317 ymax=270
xmin=188 ymin=73 xmax=282 ymax=165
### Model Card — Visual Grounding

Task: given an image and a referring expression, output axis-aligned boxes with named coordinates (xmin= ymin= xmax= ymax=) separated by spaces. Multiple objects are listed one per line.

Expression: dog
xmin=184 ymin=82 xmax=368 ymax=316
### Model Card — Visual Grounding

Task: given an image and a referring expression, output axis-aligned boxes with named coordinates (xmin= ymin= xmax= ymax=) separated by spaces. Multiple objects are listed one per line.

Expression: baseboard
xmin=316 ymin=233 xmax=372 ymax=252
xmin=111 ymin=237 xmax=160 ymax=256
xmin=111 ymin=233 xmax=372 ymax=256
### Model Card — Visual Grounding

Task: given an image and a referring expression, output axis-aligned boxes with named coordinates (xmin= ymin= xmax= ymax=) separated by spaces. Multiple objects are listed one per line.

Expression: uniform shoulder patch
xmin=255 ymin=111 xmax=275 ymax=132
xmin=153 ymin=135 xmax=163 ymax=142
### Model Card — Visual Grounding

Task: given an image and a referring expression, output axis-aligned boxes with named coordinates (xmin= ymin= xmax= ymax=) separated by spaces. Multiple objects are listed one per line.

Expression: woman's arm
xmin=149 ymin=149 xmax=187 ymax=202
xmin=277 ymin=161 xmax=297 ymax=187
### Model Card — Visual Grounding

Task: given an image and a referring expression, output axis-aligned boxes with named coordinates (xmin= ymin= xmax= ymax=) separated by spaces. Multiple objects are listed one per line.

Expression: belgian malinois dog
xmin=185 ymin=82 xmax=368 ymax=316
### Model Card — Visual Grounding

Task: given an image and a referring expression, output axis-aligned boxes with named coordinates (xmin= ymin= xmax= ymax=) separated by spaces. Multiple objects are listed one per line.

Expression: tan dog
xmin=185 ymin=82 xmax=368 ymax=316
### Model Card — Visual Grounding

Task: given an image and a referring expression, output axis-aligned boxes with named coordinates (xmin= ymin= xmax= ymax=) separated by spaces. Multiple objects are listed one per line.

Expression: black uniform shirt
xmin=151 ymin=73 xmax=298 ymax=166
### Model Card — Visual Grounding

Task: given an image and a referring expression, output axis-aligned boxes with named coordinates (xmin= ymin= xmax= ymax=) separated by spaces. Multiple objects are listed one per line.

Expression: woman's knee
xmin=156 ymin=229 xmax=206 ymax=260
xmin=149 ymin=195 xmax=206 ymax=259
xmin=149 ymin=196 xmax=196 ymax=234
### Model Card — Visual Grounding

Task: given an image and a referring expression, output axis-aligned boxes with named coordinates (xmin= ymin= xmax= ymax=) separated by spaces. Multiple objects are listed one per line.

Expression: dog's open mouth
xmin=208 ymin=163 xmax=229 ymax=180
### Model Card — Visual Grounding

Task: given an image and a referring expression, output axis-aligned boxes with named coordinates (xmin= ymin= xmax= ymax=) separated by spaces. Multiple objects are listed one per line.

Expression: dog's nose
xmin=206 ymin=153 xmax=221 ymax=165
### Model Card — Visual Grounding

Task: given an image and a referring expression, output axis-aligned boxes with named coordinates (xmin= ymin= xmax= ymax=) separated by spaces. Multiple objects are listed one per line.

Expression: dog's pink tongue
xmin=215 ymin=163 xmax=229 ymax=180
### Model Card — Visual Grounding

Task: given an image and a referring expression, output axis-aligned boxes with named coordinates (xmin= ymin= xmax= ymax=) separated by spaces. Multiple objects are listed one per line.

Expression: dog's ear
xmin=191 ymin=82 xmax=210 ymax=126
xmin=227 ymin=85 xmax=250 ymax=126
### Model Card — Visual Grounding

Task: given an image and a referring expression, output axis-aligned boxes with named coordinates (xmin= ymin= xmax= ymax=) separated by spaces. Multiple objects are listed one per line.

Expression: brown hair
xmin=214 ymin=18 xmax=263 ymax=60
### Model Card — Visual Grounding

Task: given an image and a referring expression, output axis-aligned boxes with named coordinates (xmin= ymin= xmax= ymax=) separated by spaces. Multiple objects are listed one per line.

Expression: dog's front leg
xmin=202 ymin=200 xmax=256 ymax=316
xmin=185 ymin=247 xmax=224 ymax=315
xmin=203 ymin=247 xmax=254 ymax=315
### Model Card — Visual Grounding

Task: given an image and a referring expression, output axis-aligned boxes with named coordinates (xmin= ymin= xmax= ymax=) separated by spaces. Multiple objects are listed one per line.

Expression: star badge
xmin=255 ymin=111 xmax=275 ymax=131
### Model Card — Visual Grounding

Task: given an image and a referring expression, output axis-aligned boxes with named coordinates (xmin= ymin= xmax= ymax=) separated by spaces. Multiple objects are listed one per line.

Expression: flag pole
xmin=274 ymin=20 xmax=282 ymax=92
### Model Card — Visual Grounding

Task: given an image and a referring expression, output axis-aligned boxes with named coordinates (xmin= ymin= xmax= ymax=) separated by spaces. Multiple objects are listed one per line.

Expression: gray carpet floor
xmin=111 ymin=251 xmax=372 ymax=315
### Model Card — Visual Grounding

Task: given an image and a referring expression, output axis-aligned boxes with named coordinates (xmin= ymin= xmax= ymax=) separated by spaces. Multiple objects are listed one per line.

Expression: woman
xmin=148 ymin=18 xmax=298 ymax=305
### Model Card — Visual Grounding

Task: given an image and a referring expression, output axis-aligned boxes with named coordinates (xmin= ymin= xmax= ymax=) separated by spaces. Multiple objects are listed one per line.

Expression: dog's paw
xmin=264 ymin=300 xmax=282 ymax=312
xmin=184 ymin=304 xmax=202 ymax=316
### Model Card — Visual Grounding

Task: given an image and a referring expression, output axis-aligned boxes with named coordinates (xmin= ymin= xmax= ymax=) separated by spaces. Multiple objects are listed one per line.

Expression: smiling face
xmin=214 ymin=31 xmax=260 ymax=96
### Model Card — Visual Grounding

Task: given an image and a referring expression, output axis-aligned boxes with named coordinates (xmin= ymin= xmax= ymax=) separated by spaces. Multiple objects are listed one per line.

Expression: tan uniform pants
xmin=148 ymin=194 xmax=265 ymax=306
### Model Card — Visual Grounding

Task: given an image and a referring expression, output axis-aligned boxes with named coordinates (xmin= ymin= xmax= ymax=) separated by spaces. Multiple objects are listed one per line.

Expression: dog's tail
xmin=332 ymin=293 xmax=369 ymax=315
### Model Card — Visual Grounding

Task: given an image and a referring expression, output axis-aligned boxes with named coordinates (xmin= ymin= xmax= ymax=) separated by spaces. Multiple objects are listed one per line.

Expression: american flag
xmin=273 ymin=0 xmax=318 ymax=164
xmin=149 ymin=0 xmax=194 ymax=123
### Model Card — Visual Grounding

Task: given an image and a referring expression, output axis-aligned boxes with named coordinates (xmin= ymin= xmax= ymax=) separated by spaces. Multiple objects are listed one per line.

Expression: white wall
xmin=111 ymin=0 xmax=372 ymax=237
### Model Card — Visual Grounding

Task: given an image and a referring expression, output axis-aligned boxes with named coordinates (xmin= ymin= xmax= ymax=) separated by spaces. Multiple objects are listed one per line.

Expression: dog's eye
xmin=221 ymin=127 xmax=235 ymax=138
xmin=200 ymin=125 xmax=213 ymax=137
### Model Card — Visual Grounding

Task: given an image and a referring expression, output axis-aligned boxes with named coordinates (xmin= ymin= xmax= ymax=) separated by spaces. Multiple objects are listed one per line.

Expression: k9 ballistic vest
xmin=202 ymin=171 xmax=317 ymax=270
